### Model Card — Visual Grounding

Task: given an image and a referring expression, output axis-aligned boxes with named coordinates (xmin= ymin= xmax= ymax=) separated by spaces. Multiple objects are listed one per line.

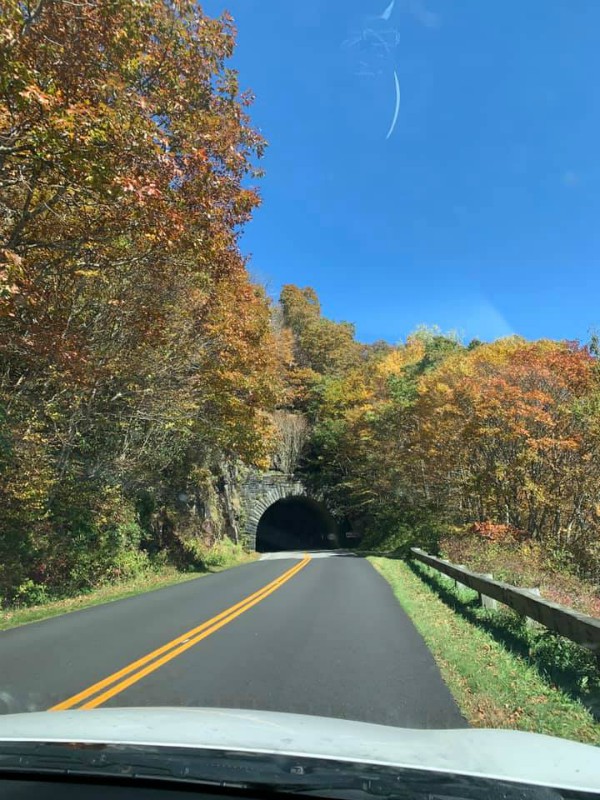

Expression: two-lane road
xmin=0 ymin=552 xmax=466 ymax=727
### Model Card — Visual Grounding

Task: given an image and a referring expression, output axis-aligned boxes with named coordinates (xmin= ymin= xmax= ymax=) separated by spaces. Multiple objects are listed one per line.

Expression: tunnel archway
xmin=256 ymin=495 xmax=338 ymax=553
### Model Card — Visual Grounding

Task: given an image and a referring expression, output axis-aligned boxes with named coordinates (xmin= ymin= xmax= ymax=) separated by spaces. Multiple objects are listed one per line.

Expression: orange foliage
xmin=469 ymin=521 xmax=529 ymax=544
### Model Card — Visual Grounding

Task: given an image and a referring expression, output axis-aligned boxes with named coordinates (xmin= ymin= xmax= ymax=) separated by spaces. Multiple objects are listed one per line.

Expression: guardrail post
xmin=479 ymin=574 xmax=498 ymax=611
xmin=525 ymin=588 xmax=542 ymax=629
xmin=454 ymin=566 xmax=466 ymax=590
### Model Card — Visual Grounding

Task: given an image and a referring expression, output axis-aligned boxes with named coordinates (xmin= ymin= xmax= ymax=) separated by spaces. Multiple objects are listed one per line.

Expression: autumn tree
xmin=352 ymin=336 xmax=600 ymax=572
xmin=0 ymin=0 xmax=282 ymax=601
xmin=271 ymin=411 xmax=310 ymax=473
xmin=279 ymin=285 xmax=363 ymax=378
xmin=407 ymin=340 xmax=600 ymax=553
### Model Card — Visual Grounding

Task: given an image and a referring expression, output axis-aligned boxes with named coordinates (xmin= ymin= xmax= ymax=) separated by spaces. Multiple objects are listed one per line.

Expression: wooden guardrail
xmin=410 ymin=547 xmax=600 ymax=652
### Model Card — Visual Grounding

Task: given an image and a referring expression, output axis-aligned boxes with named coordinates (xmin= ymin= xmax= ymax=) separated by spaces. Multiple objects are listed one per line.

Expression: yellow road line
xmin=51 ymin=556 xmax=310 ymax=711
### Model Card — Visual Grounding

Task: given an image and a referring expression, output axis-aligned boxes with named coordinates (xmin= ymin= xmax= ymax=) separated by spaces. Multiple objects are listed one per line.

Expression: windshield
xmin=0 ymin=0 xmax=599 ymax=793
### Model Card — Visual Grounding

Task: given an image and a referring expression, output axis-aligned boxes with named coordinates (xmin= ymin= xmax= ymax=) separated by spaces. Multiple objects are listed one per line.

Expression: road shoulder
xmin=370 ymin=556 xmax=600 ymax=745
xmin=1 ymin=554 xmax=257 ymax=633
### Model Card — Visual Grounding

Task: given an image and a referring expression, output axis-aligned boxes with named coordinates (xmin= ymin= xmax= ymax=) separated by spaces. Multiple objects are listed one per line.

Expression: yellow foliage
xmin=376 ymin=340 xmax=426 ymax=378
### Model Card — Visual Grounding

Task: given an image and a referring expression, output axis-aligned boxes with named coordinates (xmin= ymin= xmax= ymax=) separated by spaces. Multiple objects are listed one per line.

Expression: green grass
xmin=369 ymin=556 xmax=600 ymax=745
xmin=1 ymin=552 xmax=257 ymax=633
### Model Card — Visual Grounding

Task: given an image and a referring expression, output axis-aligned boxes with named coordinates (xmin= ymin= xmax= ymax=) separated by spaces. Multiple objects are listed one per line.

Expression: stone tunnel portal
xmin=255 ymin=496 xmax=337 ymax=553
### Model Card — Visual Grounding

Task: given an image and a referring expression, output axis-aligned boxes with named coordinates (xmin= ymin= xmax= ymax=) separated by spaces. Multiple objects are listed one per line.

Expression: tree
xmin=404 ymin=339 xmax=600 ymax=572
xmin=279 ymin=285 xmax=362 ymax=377
xmin=0 ymin=0 xmax=282 ymax=601
xmin=271 ymin=411 xmax=310 ymax=473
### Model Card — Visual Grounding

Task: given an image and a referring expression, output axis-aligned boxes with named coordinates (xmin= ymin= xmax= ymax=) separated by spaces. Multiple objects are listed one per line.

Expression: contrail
xmin=385 ymin=69 xmax=401 ymax=139
xmin=380 ymin=0 xmax=396 ymax=21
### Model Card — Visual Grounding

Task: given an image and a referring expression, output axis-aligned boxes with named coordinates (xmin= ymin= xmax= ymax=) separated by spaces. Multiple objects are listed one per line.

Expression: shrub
xmin=13 ymin=579 xmax=49 ymax=607
xmin=470 ymin=520 xmax=529 ymax=543
xmin=529 ymin=631 xmax=600 ymax=695
xmin=34 ymin=509 xmax=150 ymax=596
xmin=440 ymin=531 xmax=600 ymax=618
xmin=103 ymin=548 xmax=151 ymax=583
xmin=181 ymin=537 xmax=244 ymax=571
xmin=361 ymin=507 xmax=442 ymax=555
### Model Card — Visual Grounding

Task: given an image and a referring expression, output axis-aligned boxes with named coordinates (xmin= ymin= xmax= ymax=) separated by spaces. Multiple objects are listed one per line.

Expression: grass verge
xmin=369 ymin=556 xmax=600 ymax=745
xmin=1 ymin=551 xmax=257 ymax=633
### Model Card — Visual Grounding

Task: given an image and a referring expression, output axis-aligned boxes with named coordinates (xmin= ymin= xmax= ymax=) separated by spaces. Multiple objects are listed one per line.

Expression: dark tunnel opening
xmin=255 ymin=496 xmax=337 ymax=553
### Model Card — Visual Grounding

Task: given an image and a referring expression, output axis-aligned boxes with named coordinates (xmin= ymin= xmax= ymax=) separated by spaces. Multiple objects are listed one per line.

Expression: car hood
xmin=0 ymin=707 xmax=598 ymax=793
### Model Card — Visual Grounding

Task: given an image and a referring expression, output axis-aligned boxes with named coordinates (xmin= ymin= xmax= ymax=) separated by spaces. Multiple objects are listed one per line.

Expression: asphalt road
xmin=0 ymin=553 xmax=466 ymax=728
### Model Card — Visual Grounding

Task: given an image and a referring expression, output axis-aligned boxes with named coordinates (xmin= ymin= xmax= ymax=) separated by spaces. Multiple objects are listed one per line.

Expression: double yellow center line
xmin=50 ymin=555 xmax=311 ymax=711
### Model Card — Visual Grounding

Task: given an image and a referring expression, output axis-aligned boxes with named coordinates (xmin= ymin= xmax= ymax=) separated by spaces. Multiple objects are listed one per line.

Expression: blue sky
xmin=202 ymin=0 xmax=600 ymax=344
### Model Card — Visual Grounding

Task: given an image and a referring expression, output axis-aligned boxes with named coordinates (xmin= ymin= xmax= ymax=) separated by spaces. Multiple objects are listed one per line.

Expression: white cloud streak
xmin=386 ymin=70 xmax=401 ymax=139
